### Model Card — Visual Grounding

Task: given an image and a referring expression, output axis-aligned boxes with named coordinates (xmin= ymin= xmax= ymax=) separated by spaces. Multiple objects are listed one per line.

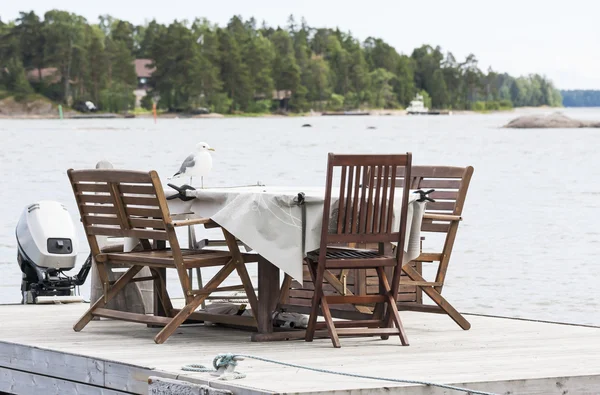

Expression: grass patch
xmin=128 ymin=107 xmax=153 ymax=115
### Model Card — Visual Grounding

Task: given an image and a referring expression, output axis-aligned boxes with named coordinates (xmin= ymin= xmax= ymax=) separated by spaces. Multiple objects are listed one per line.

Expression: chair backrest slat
xmin=386 ymin=165 xmax=397 ymax=233
xmin=372 ymin=165 xmax=382 ymax=233
xmin=394 ymin=165 xmax=474 ymax=233
xmin=358 ymin=165 xmax=369 ymax=234
xmin=344 ymin=166 xmax=355 ymax=233
xmin=320 ymin=154 xmax=412 ymax=248
xmin=379 ymin=165 xmax=390 ymax=233
xmin=350 ymin=167 xmax=361 ymax=234
xmin=336 ymin=166 xmax=347 ymax=234
xmin=69 ymin=169 xmax=155 ymax=184
xmin=68 ymin=169 xmax=172 ymax=244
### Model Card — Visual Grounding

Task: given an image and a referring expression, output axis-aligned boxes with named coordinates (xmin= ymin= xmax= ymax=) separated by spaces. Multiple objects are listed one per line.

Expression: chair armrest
xmin=170 ymin=212 xmax=195 ymax=220
xmin=171 ymin=218 xmax=214 ymax=227
xmin=100 ymin=244 xmax=124 ymax=253
xmin=423 ymin=213 xmax=462 ymax=221
xmin=100 ymin=243 xmax=144 ymax=253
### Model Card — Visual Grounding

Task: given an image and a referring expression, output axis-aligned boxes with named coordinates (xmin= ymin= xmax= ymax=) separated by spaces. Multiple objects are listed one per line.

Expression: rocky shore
xmin=504 ymin=112 xmax=600 ymax=128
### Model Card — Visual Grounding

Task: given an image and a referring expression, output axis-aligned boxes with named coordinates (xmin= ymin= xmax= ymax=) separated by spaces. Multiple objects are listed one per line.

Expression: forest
xmin=561 ymin=90 xmax=600 ymax=107
xmin=0 ymin=10 xmax=564 ymax=113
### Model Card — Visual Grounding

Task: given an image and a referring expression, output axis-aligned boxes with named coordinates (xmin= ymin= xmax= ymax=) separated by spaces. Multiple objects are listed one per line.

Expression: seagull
xmin=172 ymin=142 xmax=215 ymax=188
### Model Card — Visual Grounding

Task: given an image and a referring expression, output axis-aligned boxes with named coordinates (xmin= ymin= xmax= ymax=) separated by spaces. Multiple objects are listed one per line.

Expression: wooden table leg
xmin=150 ymin=240 xmax=168 ymax=327
xmin=251 ymin=255 xmax=280 ymax=341
xmin=153 ymin=268 xmax=167 ymax=318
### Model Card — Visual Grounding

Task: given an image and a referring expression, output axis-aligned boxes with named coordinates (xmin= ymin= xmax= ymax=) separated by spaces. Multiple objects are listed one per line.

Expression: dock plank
xmin=0 ymin=367 xmax=128 ymax=395
xmin=0 ymin=341 xmax=105 ymax=386
xmin=0 ymin=303 xmax=599 ymax=394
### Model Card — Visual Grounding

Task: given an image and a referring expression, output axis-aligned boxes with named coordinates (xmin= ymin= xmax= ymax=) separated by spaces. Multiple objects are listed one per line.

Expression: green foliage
xmin=0 ymin=10 xmax=563 ymax=113
xmin=483 ymin=101 xmax=510 ymax=111
xmin=247 ymin=33 xmax=275 ymax=96
xmin=42 ymin=10 xmax=88 ymax=104
xmin=559 ymin=90 xmax=600 ymax=107
xmin=193 ymin=19 xmax=223 ymax=107
xmin=509 ymin=74 xmax=561 ymax=107
xmin=271 ymin=29 xmax=301 ymax=93
xmin=305 ymin=55 xmax=331 ymax=108
xmin=15 ymin=12 xmax=45 ymax=75
xmin=369 ymin=68 xmax=398 ymax=108
xmin=218 ymin=26 xmax=252 ymax=111
xmin=471 ymin=100 xmax=513 ymax=112
xmin=418 ymin=90 xmax=432 ymax=109
xmin=210 ymin=92 xmax=232 ymax=114
xmin=150 ymin=21 xmax=204 ymax=112
xmin=3 ymin=57 xmax=34 ymax=100
xmin=430 ymin=69 xmax=448 ymax=108
xmin=140 ymin=93 xmax=154 ymax=110
xmin=471 ymin=101 xmax=486 ymax=111
xmin=344 ymin=91 xmax=359 ymax=109
xmin=247 ymin=99 xmax=272 ymax=113
xmin=98 ymin=82 xmax=135 ymax=112
xmin=329 ymin=93 xmax=344 ymax=111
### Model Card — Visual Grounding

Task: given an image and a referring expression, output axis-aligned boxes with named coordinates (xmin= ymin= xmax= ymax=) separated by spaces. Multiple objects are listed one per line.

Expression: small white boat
xmin=406 ymin=94 xmax=429 ymax=115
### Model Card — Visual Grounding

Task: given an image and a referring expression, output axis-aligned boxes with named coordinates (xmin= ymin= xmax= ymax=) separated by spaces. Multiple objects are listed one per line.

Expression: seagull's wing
xmin=173 ymin=154 xmax=195 ymax=177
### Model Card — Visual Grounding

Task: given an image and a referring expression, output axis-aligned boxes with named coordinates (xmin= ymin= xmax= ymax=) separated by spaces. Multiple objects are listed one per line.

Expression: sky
xmin=3 ymin=0 xmax=600 ymax=89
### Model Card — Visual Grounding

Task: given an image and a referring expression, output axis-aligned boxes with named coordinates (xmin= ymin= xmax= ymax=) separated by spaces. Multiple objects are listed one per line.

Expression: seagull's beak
xmin=209 ymin=148 xmax=215 ymax=151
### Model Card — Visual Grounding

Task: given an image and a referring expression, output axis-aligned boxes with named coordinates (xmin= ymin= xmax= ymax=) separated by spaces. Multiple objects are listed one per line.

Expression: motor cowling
xmin=16 ymin=201 xmax=79 ymax=270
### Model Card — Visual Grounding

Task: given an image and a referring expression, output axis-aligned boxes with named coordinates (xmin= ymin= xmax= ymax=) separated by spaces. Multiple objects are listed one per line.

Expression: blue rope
xmin=182 ymin=353 xmax=498 ymax=395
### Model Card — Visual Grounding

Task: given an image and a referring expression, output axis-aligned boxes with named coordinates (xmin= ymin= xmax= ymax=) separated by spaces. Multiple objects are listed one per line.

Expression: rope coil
xmin=181 ymin=355 xmax=246 ymax=380
xmin=182 ymin=353 xmax=498 ymax=394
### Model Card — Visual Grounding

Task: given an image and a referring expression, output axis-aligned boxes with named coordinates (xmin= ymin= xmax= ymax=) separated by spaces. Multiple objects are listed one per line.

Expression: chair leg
xmin=374 ymin=267 xmax=391 ymax=339
xmin=150 ymin=268 xmax=174 ymax=317
xmin=154 ymin=293 xmax=206 ymax=344
xmin=376 ymin=267 xmax=409 ymax=345
xmin=403 ymin=265 xmax=471 ymax=330
xmin=74 ymin=264 xmax=143 ymax=332
xmin=278 ymin=274 xmax=293 ymax=307
xmin=223 ymin=229 xmax=260 ymax=320
xmin=154 ymin=260 xmax=237 ymax=344
xmin=386 ymin=294 xmax=409 ymax=346
xmin=422 ymin=287 xmax=471 ymax=330
xmin=320 ymin=296 xmax=340 ymax=348
xmin=235 ymin=260 xmax=259 ymax=321
xmin=305 ymin=260 xmax=324 ymax=342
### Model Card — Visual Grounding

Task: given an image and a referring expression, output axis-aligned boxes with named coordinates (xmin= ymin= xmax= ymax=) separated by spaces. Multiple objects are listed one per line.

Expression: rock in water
xmin=504 ymin=112 xmax=600 ymax=128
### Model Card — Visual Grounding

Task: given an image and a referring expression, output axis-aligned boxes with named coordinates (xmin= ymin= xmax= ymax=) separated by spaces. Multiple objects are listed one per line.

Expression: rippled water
xmin=2 ymin=109 xmax=599 ymax=326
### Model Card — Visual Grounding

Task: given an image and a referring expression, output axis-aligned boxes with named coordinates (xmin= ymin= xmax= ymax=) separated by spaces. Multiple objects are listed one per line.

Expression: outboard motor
xmin=15 ymin=201 xmax=92 ymax=304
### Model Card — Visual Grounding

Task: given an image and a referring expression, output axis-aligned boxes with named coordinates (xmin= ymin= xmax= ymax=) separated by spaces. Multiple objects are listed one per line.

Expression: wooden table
xmin=165 ymin=185 xmax=425 ymax=341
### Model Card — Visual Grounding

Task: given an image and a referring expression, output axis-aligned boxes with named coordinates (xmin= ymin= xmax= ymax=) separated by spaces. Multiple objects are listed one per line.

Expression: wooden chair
xmin=305 ymin=153 xmax=412 ymax=348
xmin=395 ymin=166 xmax=474 ymax=330
xmin=67 ymin=169 xmax=259 ymax=344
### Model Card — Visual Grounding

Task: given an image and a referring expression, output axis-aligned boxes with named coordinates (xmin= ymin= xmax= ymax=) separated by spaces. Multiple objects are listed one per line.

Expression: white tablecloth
xmin=166 ymin=186 xmax=425 ymax=281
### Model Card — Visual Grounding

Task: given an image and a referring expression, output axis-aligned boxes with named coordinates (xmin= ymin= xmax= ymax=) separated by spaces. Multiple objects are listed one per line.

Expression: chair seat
xmin=98 ymin=249 xmax=258 ymax=268
xmin=306 ymin=247 xmax=396 ymax=268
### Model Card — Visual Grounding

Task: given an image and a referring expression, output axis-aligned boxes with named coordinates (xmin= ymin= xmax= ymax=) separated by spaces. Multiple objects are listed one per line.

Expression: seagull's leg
xmin=201 ymin=176 xmax=204 ymax=189
xmin=189 ymin=176 xmax=193 ymax=186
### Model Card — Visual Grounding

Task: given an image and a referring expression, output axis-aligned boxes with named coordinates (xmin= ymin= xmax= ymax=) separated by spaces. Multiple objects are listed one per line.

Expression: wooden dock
xmin=1 ymin=303 xmax=599 ymax=394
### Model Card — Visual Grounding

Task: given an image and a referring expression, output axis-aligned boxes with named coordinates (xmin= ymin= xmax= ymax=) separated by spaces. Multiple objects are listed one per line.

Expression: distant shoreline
xmin=0 ymin=108 xmax=517 ymax=120
xmin=0 ymin=105 xmax=575 ymax=120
